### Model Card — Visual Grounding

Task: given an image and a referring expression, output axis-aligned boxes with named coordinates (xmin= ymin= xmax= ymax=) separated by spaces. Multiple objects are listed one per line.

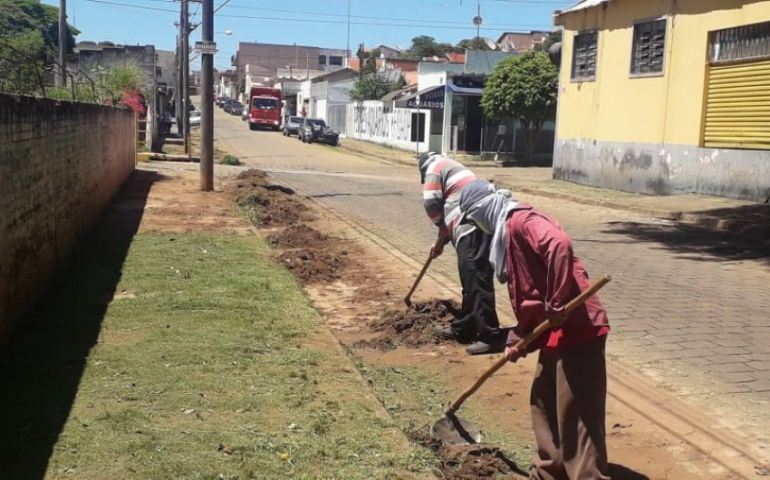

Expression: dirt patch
xmin=409 ymin=428 xmax=523 ymax=479
xmin=278 ymin=249 xmax=350 ymax=283
xmin=268 ymin=224 xmax=328 ymax=249
xmin=229 ymin=169 xmax=308 ymax=226
xmin=355 ymin=299 xmax=461 ymax=349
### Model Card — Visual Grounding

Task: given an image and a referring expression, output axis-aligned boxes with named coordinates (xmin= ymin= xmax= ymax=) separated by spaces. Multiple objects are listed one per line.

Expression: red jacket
xmin=504 ymin=206 xmax=609 ymax=352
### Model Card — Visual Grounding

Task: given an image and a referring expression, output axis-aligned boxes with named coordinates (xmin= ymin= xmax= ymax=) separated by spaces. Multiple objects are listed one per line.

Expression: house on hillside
xmin=553 ymin=0 xmax=770 ymax=201
xmin=497 ymin=31 xmax=550 ymax=52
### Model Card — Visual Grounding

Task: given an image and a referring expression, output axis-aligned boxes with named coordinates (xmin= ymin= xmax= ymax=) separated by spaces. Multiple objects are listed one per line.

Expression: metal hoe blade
xmin=430 ymin=414 xmax=483 ymax=446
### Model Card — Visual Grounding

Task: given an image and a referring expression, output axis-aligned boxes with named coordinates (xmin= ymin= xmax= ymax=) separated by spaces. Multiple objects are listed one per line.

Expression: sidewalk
xmin=341 ymin=137 xmax=769 ymax=238
xmin=0 ymin=164 xmax=430 ymax=479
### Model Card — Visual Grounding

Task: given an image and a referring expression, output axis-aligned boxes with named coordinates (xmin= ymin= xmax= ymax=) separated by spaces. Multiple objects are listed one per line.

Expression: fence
xmin=480 ymin=118 xmax=555 ymax=163
xmin=345 ymin=101 xmax=431 ymax=152
xmin=327 ymin=103 xmax=348 ymax=135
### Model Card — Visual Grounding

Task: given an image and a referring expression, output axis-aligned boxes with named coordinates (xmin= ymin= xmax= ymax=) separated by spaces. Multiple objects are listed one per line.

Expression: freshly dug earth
xmin=357 ymin=299 xmax=461 ymax=349
xmin=410 ymin=428 xmax=521 ymax=479
xmin=229 ymin=169 xmax=307 ymax=225
xmin=278 ymin=248 xmax=349 ymax=283
xmin=268 ymin=224 xmax=328 ymax=248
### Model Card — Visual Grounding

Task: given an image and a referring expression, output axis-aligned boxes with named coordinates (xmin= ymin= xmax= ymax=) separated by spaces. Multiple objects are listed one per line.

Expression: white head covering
xmin=459 ymin=181 xmax=522 ymax=283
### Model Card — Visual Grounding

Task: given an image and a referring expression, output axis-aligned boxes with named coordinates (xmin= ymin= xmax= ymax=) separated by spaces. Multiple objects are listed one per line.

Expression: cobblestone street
xmin=215 ymin=111 xmax=770 ymax=463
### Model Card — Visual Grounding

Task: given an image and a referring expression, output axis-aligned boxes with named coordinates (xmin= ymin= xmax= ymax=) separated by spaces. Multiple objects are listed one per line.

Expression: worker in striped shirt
xmin=419 ymin=152 xmax=504 ymax=355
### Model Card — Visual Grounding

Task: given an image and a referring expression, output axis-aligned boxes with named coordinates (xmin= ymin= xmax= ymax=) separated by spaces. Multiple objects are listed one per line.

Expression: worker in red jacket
xmin=459 ymin=180 xmax=611 ymax=480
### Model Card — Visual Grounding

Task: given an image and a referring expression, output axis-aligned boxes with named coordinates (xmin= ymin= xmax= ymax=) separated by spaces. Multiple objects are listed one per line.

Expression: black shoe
xmin=433 ymin=325 xmax=456 ymax=341
xmin=466 ymin=340 xmax=505 ymax=355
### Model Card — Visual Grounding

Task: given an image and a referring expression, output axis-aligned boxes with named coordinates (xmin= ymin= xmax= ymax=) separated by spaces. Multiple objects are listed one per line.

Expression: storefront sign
xmin=407 ymin=86 xmax=445 ymax=109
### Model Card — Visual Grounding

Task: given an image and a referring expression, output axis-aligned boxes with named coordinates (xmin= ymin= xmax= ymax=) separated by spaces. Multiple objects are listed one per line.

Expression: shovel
xmin=431 ymin=274 xmax=612 ymax=446
xmin=404 ymin=253 xmax=434 ymax=307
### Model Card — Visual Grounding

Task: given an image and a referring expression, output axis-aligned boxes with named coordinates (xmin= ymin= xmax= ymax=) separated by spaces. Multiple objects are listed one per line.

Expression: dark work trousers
xmin=451 ymin=229 xmax=501 ymax=343
xmin=530 ymin=337 xmax=610 ymax=480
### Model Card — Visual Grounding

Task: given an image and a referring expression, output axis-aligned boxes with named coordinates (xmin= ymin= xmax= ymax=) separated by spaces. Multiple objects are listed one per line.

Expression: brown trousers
xmin=530 ymin=338 xmax=610 ymax=480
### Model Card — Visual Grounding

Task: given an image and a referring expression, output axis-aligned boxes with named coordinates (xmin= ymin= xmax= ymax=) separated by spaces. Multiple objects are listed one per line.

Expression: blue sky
xmin=44 ymin=0 xmax=575 ymax=70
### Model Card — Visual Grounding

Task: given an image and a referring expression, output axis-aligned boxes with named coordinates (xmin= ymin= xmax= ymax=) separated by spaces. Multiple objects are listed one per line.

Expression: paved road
xmin=214 ymin=111 xmax=770 ymax=449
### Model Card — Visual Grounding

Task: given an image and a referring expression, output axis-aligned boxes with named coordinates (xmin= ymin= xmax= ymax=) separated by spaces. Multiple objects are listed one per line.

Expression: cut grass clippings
xmin=4 ymin=233 xmax=433 ymax=479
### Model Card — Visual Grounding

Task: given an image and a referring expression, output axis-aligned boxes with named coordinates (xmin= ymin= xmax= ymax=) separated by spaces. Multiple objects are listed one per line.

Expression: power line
xmin=81 ymin=0 xmax=553 ymax=31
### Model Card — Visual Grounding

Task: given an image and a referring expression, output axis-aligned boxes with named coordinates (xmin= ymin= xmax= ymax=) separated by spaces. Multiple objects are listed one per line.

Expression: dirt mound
xmin=409 ymin=428 xmax=522 ymax=479
xmin=356 ymin=299 xmax=461 ymax=349
xmin=229 ymin=169 xmax=307 ymax=226
xmin=268 ymin=224 xmax=328 ymax=249
xmin=279 ymin=248 xmax=349 ymax=283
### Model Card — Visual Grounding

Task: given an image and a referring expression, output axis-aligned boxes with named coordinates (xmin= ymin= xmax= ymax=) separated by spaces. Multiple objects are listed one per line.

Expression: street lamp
xmin=216 ymin=30 xmax=233 ymax=36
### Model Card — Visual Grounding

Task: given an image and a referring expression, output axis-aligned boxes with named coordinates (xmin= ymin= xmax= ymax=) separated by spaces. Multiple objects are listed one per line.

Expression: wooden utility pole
xmin=58 ymin=0 xmax=67 ymax=86
xmin=181 ymin=0 xmax=191 ymax=154
xmin=200 ymin=0 xmax=214 ymax=191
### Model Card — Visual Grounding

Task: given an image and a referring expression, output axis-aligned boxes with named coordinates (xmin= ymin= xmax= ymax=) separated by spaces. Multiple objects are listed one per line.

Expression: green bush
xmin=219 ymin=154 xmax=241 ymax=166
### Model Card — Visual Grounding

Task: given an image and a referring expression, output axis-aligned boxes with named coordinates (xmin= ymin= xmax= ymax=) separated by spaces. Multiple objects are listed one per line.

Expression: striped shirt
xmin=423 ymin=155 xmax=478 ymax=243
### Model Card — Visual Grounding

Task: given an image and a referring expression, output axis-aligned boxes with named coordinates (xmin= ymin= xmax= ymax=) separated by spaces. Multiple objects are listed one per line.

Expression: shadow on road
xmin=603 ymin=220 xmax=770 ymax=265
xmin=0 ymin=169 xmax=164 ymax=479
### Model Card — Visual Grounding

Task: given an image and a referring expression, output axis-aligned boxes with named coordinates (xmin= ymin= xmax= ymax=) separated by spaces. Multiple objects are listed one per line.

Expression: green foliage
xmin=534 ymin=30 xmax=563 ymax=53
xmin=350 ymin=74 xmax=404 ymax=101
xmin=45 ymin=83 xmax=97 ymax=102
xmin=457 ymin=37 xmax=492 ymax=51
xmin=96 ymin=64 xmax=146 ymax=103
xmin=0 ymin=0 xmax=79 ymax=95
xmin=219 ymin=154 xmax=241 ymax=166
xmin=0 ymin=29 xmax=47 ymax=94
xmin=481 ymin=50 xmax=558 ymax=152
xmin=401 ymin=35 xmax=457 ymax=59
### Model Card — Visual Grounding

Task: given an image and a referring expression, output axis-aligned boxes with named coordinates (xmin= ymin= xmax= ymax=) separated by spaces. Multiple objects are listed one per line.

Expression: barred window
xmin=571 ymin=31 xmax=598 ymax=80
xmin=709 ymin=21 xmax=770 ymax=64
xmin=631 ymin=19 xmax=667 ymax=75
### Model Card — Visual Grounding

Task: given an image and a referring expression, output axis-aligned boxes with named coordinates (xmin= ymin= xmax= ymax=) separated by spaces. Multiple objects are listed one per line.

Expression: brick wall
xmin=0 ymin=94 xmax=136 ymax=342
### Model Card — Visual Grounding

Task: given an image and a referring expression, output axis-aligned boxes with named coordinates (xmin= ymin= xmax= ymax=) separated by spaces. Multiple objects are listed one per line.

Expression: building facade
xmin=232 ymin=42 xmax=349 ymax=96
xmin=554 ymin=0 xmax=770 ymax=200
xmin=497 ymin=31 xmax=550 ymax=52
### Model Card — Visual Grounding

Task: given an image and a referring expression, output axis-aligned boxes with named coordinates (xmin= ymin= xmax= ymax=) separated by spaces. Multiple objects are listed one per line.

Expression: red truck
xmin=247 ymin=87 xmax=282 ymax=131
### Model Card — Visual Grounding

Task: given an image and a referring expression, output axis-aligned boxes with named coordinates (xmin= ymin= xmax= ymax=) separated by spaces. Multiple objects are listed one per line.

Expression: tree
xmin=350 ymin=74 xmax=404 ymax=101
xmin=0 ymin=0 xmax=79 ymax=95
xmin=457 ymin=37 xmax=492 ymax=51
xmin=481 ymin=51 xmax=558 ymax=154
xmin=402 ymin=35 xmax=456 ymax=59
xmin=534 ymin=30 xmax=562 ymax=53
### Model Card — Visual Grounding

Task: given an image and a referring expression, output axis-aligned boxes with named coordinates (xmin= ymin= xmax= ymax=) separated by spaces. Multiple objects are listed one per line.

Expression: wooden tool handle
xmin=444 ymin=274 xmax=612 ymax=416
xmin=404 ymin=254 xmax=434 ymax=306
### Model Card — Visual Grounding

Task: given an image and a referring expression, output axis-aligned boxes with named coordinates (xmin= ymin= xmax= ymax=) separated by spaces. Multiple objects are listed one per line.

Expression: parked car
xmin=283 ymin=116 xmax=303 ymax=137
xmin=189 ymin=109 xmax=201 ymax=127
xmin=229 ymin=101 xmax=244 ymax=116
xmin=217 ymin=97 xmax=230 ymax=108
xmin=298 ymin=118 xmax=339 ymax=146
xmin=223 ymin=99 xmax=236 ymax=113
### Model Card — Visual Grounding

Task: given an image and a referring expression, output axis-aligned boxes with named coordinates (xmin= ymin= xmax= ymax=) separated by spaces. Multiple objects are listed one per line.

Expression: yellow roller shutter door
xmin=704 ymin=59 xmax=770 ymax=150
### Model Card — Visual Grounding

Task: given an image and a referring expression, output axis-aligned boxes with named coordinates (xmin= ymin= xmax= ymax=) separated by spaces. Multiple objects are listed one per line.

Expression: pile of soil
xmin=409 ymin=428 xmax=521 ymax=479
xmin=229 ymin=169 xmax=307 ymax=226
xmin=268 ymin=224 xmax=328 ymax=249
xmin=278 ymin=248 xmax=349 ymax=283
xmin=356 ymin=299 xmax=461 ymax=349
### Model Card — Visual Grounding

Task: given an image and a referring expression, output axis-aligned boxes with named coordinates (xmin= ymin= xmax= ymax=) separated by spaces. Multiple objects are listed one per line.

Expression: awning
xmin=557 ymin=0 xmax=610 ymax=15
xmin=396 ymin=85 xmax=446 ymax=109
xmin=447 ymin=76 xmax=485 ymax=95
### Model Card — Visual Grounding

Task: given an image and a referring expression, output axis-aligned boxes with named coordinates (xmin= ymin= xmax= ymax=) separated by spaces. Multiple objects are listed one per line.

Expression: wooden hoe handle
xmin=444 ymin=275 xmax=612 ymax=416
xmin=404 ymin=254 xmax=434 ymax=307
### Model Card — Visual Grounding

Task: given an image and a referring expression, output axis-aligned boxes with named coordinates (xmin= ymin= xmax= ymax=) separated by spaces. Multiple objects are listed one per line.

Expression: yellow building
xmin=553 ymin=0 xmax=770 ymax=200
